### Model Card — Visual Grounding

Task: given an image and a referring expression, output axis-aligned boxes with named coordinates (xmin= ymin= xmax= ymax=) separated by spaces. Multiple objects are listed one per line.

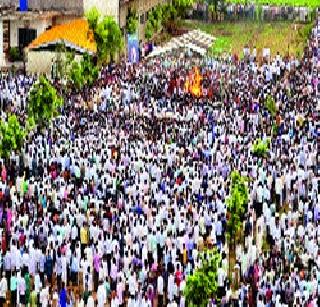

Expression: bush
xmin=9 ymin=47 xmax=22 ymax=62
xmin=265 ymin=95 xmax=277 ymax=116
xmin=0 ymin=114 xmax=25 ymax=159
xmin=252 ymin=138 xmax=270 ymax=157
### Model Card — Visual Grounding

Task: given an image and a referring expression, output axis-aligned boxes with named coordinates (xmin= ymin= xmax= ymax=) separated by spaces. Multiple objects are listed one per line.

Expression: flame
xmin=185 ymin=67 xmax=202 ymax=97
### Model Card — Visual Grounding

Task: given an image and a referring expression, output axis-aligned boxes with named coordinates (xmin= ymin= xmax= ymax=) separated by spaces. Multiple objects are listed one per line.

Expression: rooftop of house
xmin=28 ymin=18 xmax=97 ymax=54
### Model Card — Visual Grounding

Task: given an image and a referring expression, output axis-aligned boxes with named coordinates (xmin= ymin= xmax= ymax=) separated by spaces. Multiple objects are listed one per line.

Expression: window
xmin=140 ymin=14 xmax=144 ymax=24
xmin=18 ymin=28 xmax=37 ymax=50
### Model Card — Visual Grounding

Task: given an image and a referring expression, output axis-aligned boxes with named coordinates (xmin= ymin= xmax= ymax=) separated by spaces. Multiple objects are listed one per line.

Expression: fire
xmin=185 ymin=67 xmax=202 ymax=97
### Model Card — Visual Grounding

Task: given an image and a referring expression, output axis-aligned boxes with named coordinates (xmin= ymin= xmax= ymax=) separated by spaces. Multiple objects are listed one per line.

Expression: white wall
xmin=83 ymin=0 xmax=119 ymax=22
xmin=10 ymin=18 xmax=52 ymax=48
xmin=26 ymin=50 xmax=82 ymax=75
xmin=0 ymin=20 xmax=3 ymax=66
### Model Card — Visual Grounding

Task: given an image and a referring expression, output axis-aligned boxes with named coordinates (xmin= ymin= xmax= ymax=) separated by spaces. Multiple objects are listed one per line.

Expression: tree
xmin=162 ymin=3 xmax=178 ymax=33
xmin=28 ymin=76 xmax=63 ymax=127
xmin=69 ymin=61 xmax=85 ymax=90
xmin=151 ymin=5 xmax=163 ymax=32
xmin=265 ymin=95 xmax=277 ymax=117
xmin=173 ymin=0 xmax=195 ymax=18
xmin=80 ymin=53 xmax=99 ymax=87
xmin=226 ymin=171 xmax=248 ymax=278
xmin=144 ymin=5 xmax=163 ymax=40
xmin=126 ymin=7 xmax=139 ymax=35
xmin=0 ymin=114 xmax=25 ymax=159
xmin=184 ymin=249 xmax=222 ymax=306
xmin=252 ymin=138 xmax=271 ymax=158
xmin=96 ymin=16 xmax=123 ymax=63
xmin=86 ymin=6 xmax=100 ymax=32
xmin=54 ymin=42 xmax=75 ymax=80
xmin=145 ymin=20 xmax=154 ymax=40
xmin=68 ymin=52 xmax=99 ymax=90
xmin=86 ymin=8 xmax=124 ymax=64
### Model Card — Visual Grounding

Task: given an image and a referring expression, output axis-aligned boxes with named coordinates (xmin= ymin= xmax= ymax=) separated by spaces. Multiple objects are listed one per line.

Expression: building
xmin=0 ymin=0 xmax=168 ymax=67
xmin=0 ymin=0 xmax=119 ymax=67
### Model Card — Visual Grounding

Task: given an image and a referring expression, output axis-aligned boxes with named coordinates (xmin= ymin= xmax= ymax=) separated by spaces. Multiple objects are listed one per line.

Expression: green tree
xmin=126 ymin=7 xmax=139 ymax=34
xmin=80 ymin=53 xmax=99 ymax=87
xmin=67 ymin=53 xmax=98 ymax=91
xmin=184 ymin=249 xmax=222 ymax=306
xmin=86 ymin=8 xmax=124 ymax=64
xmin=0 ymin=114 xmax=25 ymax=159
xmin=252 ymin=138 xmax=271 ymax=158
xmin=151 ymin=5 xmax=163 ymax=32
xmin=96 ymin=16 xmax=123 ymax=63
xmin=162 ymin=3 xmax=178 ymax=32
xmin=265 ymin=95 xmax=277 ymax=117
xmin=54 ymin=42 xmax=75 ymax=80
xmin=145 ymin=19 xmax=154 ymax=40
xmin=226 ymin=171 xmax=248 ymax=278
xmin=173 ymin=0 xmax=195 ymax=18
xmin=69 ymin=61 xmax=85 ymax=90
xmin=28 ymin=76 xmax=63 ymax=127
xmin=86 ymin=6 xmax=100 ymax=32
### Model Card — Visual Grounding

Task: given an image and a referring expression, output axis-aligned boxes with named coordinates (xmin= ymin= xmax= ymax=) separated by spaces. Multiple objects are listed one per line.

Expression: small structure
xmin=147 ymin=29 xmax=215 ymax=58
xmin=26 ymin=19 xmax=96 ymax=75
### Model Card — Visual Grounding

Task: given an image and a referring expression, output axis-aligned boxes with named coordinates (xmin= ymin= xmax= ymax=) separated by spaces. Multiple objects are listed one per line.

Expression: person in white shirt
xmin=157 ymin=273 xmax=164 ymax=306
xmin=40 ymin=285 xmax=49 ymax=307
xmin=87 ymin=293 xmax=95 ymax=307
xmin=0 ymin=273 xmax=7 ymax=305
xmin=97 ymin=280 xmax=106 ymax=307
xmin=128 ymin=271 xmax=136 ymax=297
xmin=167 ymin=273 xmax=175 ymax=302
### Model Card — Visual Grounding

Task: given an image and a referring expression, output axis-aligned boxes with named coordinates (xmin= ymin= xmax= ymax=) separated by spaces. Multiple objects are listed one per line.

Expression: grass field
xmin=183 ymin=20 xmax=313 ymax=58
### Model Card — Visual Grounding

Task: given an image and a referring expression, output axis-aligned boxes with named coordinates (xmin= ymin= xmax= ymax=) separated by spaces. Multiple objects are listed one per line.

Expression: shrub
xmin=9 ymin=47 xmax=22 ymax=62
xmin=252 ymin=138 xmax=271 ymax=157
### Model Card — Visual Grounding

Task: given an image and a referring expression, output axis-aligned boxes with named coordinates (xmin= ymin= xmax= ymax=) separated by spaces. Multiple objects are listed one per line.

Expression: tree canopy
xmin=27 ymin=76 xmax=63 ymax=127
xmin=184 ymin=249 xmax=222 ymax=306
xmin=126 ymin=7 xmax=139 ymax=35
xmin=265 ymin=95 xmax=277 ymax=117
xmin=86 ymin=7 xmax=123 ymax=64
xmin=226 ymin=171 xmax=249 ymax=242
xmin=173 ymin=0 xmax=195 ymax=15
xmin=68 ymin=53 xmax=99 ymax=91
xmin=0 ymin=114 xmax=25 ymax=159
xmin=252 ymin=138 xmax=271 ymax=157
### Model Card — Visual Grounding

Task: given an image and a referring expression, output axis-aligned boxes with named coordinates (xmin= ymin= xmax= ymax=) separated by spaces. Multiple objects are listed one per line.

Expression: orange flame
xmin=185 ymin=67 xmax=202 ymax=97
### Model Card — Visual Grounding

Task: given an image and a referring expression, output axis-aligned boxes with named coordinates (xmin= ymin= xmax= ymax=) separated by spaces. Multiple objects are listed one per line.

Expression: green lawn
xmin=183 ymin=20 xmax=313 ymax=58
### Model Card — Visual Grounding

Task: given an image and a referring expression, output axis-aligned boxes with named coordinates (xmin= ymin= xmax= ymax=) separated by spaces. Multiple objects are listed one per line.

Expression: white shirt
xmin=97 ymin=284 xmax=106 ymax=307
xmin=217 ymin=267 xmax=226 ymax=287
xmin=157 ymin=275 xmax=164 ymax=295
xmin=0 ymin=277 xmax=7 ymax=298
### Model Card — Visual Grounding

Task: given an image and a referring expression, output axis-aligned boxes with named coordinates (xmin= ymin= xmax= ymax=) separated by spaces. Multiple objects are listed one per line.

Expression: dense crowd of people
xmin=0 ymin=11 xmax=318 ymax=307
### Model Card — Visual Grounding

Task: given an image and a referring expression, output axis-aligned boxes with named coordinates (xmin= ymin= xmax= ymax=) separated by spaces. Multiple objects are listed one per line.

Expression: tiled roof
xmin=28 ymin=19 xmax=96 ymax=53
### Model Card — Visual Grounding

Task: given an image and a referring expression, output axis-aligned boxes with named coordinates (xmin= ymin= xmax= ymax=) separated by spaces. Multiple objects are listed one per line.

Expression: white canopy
xmin=147 ymin=29 xmax=215 ymax=58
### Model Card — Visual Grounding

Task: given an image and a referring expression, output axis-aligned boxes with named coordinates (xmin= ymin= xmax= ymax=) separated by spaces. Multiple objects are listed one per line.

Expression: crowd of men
xmin=0 ymin=10 xmax=318 ymax=307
